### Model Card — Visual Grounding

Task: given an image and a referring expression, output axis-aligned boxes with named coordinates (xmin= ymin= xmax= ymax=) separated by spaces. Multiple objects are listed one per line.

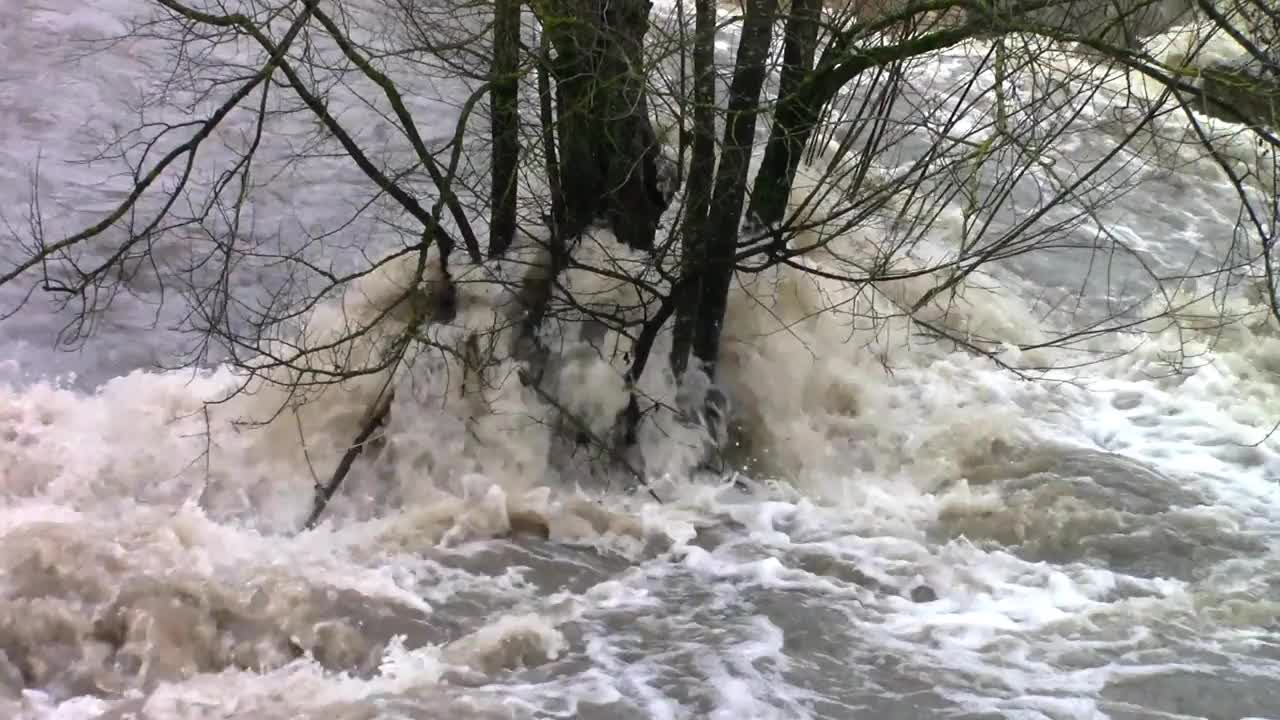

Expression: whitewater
xmin=3 ymin=1 xmax=1280 ymax=719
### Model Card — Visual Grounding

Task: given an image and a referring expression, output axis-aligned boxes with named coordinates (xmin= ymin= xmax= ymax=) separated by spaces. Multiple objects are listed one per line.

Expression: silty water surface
xmin=2 ymin=1 xmax=1279 ymax=719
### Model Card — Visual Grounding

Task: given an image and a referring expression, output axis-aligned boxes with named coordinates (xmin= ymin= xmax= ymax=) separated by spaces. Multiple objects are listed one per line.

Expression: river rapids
xmin=2 ymin=1 xmax=1279 ymax=719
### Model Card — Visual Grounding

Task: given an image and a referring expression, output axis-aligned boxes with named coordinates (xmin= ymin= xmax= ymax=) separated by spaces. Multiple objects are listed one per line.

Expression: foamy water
xmin=3 ymin=2 xmax=1280 ymax=719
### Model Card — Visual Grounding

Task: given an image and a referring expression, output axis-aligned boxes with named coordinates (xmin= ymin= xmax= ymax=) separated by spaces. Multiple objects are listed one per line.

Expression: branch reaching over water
xmin=302 ymin=386 xmax=395 ymax=531
xmin=0 ymin=1 xmax=314 ymax=291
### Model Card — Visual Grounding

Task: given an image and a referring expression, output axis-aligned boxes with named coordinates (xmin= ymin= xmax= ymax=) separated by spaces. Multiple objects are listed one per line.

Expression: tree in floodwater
xmin=1 ymin=0 xmax=1278 ymax=525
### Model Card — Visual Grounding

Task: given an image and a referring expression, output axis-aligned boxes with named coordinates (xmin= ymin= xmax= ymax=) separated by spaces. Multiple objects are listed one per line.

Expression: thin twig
xmin=293 ymin=405 xmax=323 ymax=490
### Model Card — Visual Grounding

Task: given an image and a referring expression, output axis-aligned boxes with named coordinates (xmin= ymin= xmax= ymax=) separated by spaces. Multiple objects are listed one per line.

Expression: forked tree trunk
xmin=540 ymin=0 xmax=671 ymax=251
xmin=749 ymin=12 xmax=980 ymax=232
xmin=747 ymin=0 xmax=822 ymax=230
xmin=690 ymin=0 xmax=780 ymax=379
xmin=526 ymin=1 xmax=672 ymax=472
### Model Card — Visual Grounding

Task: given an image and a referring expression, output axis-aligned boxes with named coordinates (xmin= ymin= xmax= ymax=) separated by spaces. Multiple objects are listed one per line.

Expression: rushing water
xmin=3 ymin=2 xmax=1280 ymax=719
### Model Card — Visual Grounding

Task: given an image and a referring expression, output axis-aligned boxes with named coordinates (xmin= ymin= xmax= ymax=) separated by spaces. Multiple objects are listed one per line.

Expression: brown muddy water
xmin=2 ymin=1 xmax=1280 ymax=719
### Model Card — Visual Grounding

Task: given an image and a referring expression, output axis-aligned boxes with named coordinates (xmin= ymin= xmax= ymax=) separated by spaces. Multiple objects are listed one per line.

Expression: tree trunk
xmin=489 ymin=0 xmax=521 ymax=257
xmin=750 ymin=16 xmax=982 ymax=233
xmin=691 ymin=0 xmax=780 ymax=378
xmin=538 ymin=29 xmax=566 ymax=235
xmin=540 ymin=0 xmax=670 ymax=251
xmin=512 ymin=29 xmax=570 ymax=380
xmin=747 ymin=0 xmax=823 ymax=230
xmin=748 ymin=85 xmax=827 ymax=233
xmin=669 ymin=0 xmax=717 ymax=379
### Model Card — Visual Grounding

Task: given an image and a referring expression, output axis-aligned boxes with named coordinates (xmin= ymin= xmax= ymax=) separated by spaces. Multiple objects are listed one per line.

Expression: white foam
xmin=5 ymin=0 xmax=1280 ymax=717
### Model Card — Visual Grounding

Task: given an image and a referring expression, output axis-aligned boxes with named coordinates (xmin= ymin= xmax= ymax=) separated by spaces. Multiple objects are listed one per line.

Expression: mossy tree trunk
xmin=537 ymin=0 xmax=671 ymax=251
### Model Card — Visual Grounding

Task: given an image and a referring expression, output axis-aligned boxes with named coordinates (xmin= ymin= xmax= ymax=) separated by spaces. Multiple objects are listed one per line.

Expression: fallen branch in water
xmin=517 ymin=367 xmax=662 ymax=504
xmin=303 ymin=386 xmax=395 ymax=530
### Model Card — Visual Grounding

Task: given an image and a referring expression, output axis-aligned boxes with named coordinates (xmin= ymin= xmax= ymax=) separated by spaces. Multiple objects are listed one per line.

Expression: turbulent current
xmin=3 ymin=1 xmax=1280 ymax=719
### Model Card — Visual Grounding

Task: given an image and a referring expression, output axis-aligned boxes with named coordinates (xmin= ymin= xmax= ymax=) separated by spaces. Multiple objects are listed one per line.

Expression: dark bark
xmin=539 ymin=0 xmax=671 ymax=251
xmin=750 ymin=18 xmax=987 ymax=234
xmin=553 ymin=55 xmax=601 ymax=237
xmin=691 ymin=0 xmax=779 ymax=378
xmin=489 ymin=0 xmax=521 ymax=257
xmin=748 ymin=87 xmax=825 ymax=231
xmin=512 ymin=31 xmax=569 ymax=379
xmin=622 ymin=284 xmax=679 ymax=454
xmin=747 ymin=0 xmax=822 ymax=229
xmin=674 ymin=0 xmax=690 ymax=189
xmin=669 ymin=0 xmax=717 ymax=379
xmin=304 ymin=388 xmax=394 ymax=530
